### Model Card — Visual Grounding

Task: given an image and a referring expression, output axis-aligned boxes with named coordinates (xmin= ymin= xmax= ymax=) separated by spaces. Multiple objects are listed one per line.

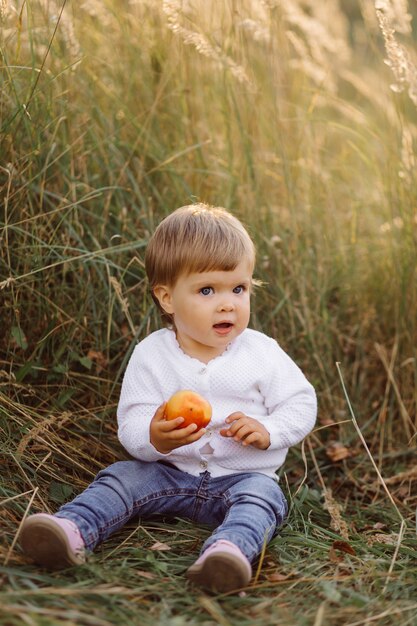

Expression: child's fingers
xmin=241 ymin=432 xmax=261 ymax=447
xmin=159 ymin=420 xmax=205 ymax=439
xmin=219 ymin=424 xmax=243 ymax=438
xmin=224 ymin=415 xmax=251 ymax=436
xmin=220 ymin=416 xmax=270 ymax=448
xmin=232 ymin=424 xmax=253 ymax=441
xmin=167 ymin=422 xmax=199 ymax=438
xmin=182 ymin=428 xmax=207 ymax=444
xmin=152 ymin=403 xmax=168 ymax=421
xmin=166 ymin=426 xmax=206 ymax=449
xmin=225 ymin=412 xmax=245 ymax=424
xmin=220 ymin=420 xmax=256 ymax=441
xmin=158 ymin=416 xmax=186 ymax=432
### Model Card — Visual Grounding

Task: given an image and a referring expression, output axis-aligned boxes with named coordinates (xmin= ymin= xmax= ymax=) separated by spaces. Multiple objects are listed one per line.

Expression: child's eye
xmin=200 ymin=287 xmax=213 ymax=296
xmin=233 ymin=285 xmax=246 ymax=294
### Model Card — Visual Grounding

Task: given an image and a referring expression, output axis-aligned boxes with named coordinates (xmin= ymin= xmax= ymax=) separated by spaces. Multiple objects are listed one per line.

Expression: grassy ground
xmin=1 ymin=1 xmax=417 ymax=624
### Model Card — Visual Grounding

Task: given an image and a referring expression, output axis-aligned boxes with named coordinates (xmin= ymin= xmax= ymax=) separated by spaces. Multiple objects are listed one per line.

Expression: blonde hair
xmin=145 ymin=203 xmax=256 ymax=323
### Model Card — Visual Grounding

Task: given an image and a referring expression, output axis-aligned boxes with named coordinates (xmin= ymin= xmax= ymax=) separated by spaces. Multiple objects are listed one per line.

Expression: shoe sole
xmin=20 ymin=516 xmax=85 ymax=570
xmin=186 ymin=551 xmax=251 ymax=593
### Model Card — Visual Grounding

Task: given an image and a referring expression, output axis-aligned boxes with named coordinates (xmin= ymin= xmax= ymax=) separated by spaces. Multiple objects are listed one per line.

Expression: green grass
xmin=1 ymin=1 xmax=417 ymax=624
xmin=2 ymin=465 xmax=417 ymax=625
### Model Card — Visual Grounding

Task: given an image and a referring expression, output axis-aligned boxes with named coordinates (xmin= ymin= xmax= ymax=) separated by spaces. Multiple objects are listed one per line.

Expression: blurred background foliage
xmin=1 ymin=0 xmax=416 ymax=496
xmin=1 ymin=3 xmax=417 ymax=624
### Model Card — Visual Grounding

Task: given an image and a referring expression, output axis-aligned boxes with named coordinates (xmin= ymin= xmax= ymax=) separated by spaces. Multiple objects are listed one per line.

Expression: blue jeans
xmin=56 ymin=460 xmax=288 ymax=563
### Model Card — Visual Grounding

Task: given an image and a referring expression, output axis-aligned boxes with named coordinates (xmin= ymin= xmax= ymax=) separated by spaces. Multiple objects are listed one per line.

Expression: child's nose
xmin=218 ymin=300 xmax=234 ymax=312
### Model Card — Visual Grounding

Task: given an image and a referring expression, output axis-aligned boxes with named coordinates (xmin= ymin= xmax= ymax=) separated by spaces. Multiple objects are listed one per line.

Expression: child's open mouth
xmin=213 ymin=322 xmax=233 ymax=335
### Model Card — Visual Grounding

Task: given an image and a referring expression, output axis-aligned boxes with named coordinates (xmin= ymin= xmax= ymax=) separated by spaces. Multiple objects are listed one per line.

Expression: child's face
xmin=154 ymin=259 xmax=252 ymax=363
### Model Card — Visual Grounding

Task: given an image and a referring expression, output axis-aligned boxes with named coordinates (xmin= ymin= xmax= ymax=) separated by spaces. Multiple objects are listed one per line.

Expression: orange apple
xmin=165 ymin=390 xmax=212 ymax=430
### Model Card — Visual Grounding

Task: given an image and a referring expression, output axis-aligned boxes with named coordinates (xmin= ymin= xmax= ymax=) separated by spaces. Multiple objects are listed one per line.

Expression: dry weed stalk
xmin=339 ymin=68 xmax=398 ymax=126
xmin=399 ymin=126 xmax=416 ymax=183
xmin=109 ymin=276 xmax=137 ymax=337
xmin=374 ymin=342 xmax=415 ymax=441
xmin=162 ymin=0 xmax=252 ymax=88
xmin=80 ymin=0 xmax=114 ymax=28
xmin=375 ymin=0 xmax=412 ymax=34
xmin=286 ymin=30 xmax=336 ymax=92
xmin=0 ymin=0 xmax=7 ymax=22
xmin=322 ymin=488 xmax=350 ymax=540
xmin=35 ymin=0 xmax=81 ymax=63
xmin=336 ymin=363 xmax=405 ymax=525
xmin=239 ymin=18 xmax=271 ymax=44
xmin=307 ymin=439 xmax=350 ymax=540
xmin=285 ymin=1 xmax=350 ymax=64
xmin=376 ymin=3 xmax=417 ymax=105
xmin=262 ymin=0 xmax=350 ymax=93
xmin=376 ymin=464 xmax=417 ymax=485
xmin=360 ymin=0 xmax=380 ymax=32
xmin=16 ymin=412 xmax=72 ymax=458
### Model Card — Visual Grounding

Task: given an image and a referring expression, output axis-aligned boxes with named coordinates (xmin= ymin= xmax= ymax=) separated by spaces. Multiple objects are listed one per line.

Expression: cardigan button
xmin=200 ymin=460 xmax=208 ymax=469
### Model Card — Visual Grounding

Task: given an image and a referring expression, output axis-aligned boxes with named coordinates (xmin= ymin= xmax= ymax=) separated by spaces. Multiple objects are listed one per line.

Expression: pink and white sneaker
xmin=186 ymin=540 xmax=252 ymax=593
xmin=20 ymin=513 xmax=86 ymax=569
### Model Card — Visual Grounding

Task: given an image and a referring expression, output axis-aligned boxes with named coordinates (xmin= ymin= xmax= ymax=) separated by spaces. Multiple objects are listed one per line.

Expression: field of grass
xmin=1 ymin=1 xmax=417 ymax=624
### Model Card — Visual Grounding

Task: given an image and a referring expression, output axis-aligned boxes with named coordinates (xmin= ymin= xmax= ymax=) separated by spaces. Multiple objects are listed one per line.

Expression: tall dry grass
xmin=1 ymin=1 xmax=417 ymax=623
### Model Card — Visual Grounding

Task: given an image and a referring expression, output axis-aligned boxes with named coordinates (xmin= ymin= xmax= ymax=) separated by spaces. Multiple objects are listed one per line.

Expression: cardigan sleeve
xmin=117 ymin=342 xmax=171 ymax=462
xmin=258 ymin=341 xmax=317 ymax=450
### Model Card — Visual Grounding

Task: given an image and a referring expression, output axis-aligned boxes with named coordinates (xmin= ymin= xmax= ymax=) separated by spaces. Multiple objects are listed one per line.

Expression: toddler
xmin=20 ymin=204 xmax=317 ymax=593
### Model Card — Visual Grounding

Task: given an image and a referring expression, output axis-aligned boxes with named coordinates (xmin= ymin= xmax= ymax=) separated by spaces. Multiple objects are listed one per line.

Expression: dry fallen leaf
xmin=320 ymin=416 xmax=337 ymax=427
xmin=325 ymin=441 xmax=351 ymax=462
xmin=149 ymin=541 xmax=171 ymax=551
xmin=366 ymin=533 xmax=399 ymax=546
xmin=121 ymin=322 xmax=131 ymax=338
xmin=87 ymin=349 xmax=108 ymax=373
xmin=266 ymin=572 xmax=293 ymax=582
xmin=332 ymin=540 xmax=356 ymax=555
xmin=329 ymin=547 xmax=344 ymax=563
xmin=329 ymin=540 xmax=356 ymax=563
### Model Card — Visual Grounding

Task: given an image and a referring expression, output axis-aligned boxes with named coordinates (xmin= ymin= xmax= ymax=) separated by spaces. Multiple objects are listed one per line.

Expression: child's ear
xmin=152 ymin=285 xmax=174 ymax=314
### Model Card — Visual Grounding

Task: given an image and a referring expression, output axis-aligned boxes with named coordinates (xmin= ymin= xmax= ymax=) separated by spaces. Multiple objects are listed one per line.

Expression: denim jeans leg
xmin=55 ymin=460 xmax=203 ymax=551
xmin=199 ymin=472 xmax=288 ymax=563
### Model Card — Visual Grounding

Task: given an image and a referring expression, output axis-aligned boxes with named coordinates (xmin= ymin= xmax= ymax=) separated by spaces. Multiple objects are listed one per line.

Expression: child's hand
xmin=150 ymin=403 xmax=207 ymax=454
xmin=220 ymin=412 xmax=270 ymax=450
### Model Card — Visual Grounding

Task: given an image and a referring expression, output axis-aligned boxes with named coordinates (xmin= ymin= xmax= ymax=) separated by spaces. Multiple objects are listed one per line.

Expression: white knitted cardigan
xmin=117 ymin=327 xmax=317 ymax=479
